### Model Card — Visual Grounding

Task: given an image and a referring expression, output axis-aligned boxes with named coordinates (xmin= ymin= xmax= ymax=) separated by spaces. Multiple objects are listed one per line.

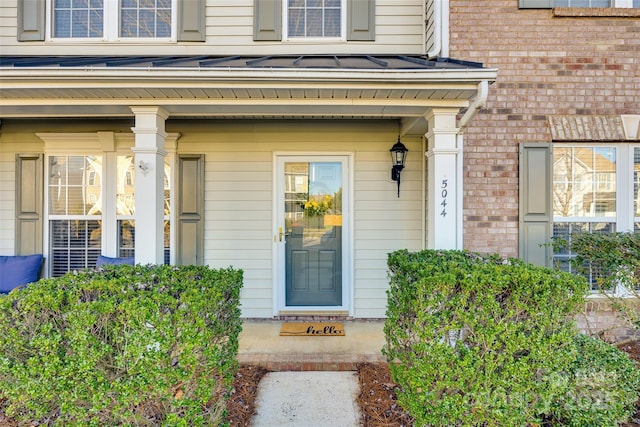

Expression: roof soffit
xmin=0 ymin=58 xmax=497 ymax=129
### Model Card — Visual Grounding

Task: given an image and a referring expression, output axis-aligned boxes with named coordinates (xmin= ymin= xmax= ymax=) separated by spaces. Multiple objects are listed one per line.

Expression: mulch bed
xmin=356 ymin=362 xmax=414 ymax=427
xmin=225 ymin=364 xmax=269 ymax=426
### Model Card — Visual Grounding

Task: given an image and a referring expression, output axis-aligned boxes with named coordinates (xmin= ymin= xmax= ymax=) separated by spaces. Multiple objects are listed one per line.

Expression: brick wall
xmin=578 ymin=298 xmax=640 ymax=342
xmin=449 ymin=1 xmax=640 ymax=258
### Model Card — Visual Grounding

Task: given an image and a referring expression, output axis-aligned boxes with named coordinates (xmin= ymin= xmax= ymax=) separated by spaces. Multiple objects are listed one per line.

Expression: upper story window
xmin=520 ymin=0 xmax=639 ymax=8
xmin=121 ymin=0 xmax=172 ymax=38
xmin=51 ymin=0 xmax=174 ymax=40
xmin=52 ymin=0 xmax=103 ymax=38
xmin=286 ymin=0 xmax=343 ymax=38
xmin=554 ymin=0 xmax=639 ymax=6
xmin=284 ymin=0 xmax=345 ymax=40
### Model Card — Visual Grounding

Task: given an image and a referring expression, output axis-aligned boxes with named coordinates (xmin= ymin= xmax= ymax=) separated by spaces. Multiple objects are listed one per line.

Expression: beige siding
xmin=0 ymin=151 xmax=16 ymax=255
xmin=0 ymin=3 xmax=14 ymax=42
xmin=0 ymin=126 xmax=46 ymax=256
xmin=0 ymin=119 xmax=424 ymax=318
xmin=177 ymin=120 xmax=424 ymax=318
xmin=0 ymin=0 xmax=425 ymax=56
xmin=353 ymin=147 xmax=423 ymax=318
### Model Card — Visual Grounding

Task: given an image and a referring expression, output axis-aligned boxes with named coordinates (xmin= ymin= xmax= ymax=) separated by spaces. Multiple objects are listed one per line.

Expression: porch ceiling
xmin=0 ymin=55 xmax=497 ymax=135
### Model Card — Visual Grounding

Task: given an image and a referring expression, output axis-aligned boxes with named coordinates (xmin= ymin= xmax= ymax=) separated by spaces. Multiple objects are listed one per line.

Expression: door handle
xmin=276 ymin=227 xmax=291 ymax=242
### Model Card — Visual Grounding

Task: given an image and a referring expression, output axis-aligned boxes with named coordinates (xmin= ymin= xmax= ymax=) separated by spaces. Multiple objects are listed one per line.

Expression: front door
xmin=276 ymin=156 xmax=348 ymax=308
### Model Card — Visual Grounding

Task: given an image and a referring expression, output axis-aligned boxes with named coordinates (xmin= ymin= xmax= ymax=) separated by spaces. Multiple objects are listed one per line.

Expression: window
xmin=285 ymin=0 xmax=344 ymax=39
xmin=51 ymin=0 xmax=174 ymax=40
xmin=552 ymin=144 xmax=639 ymax=289
xmin=121 ymin=0 xmax=172 ymax=38
xmin=46 ymin=153 xmax=172 ymax=276
xmin=48 ymin=155 xmax=103 ymax=275
xmin=554 ymin=0 xmax=639 ymax=6
xmin=253 ymin=0 xmax=373 ymax=42
xmin=553 ymin=0 xmax=611 ymax=6
xmin=520 ymin=0 xmax=638 ymax=7
xmin=53 ymin=0 xmax=103 ymax=38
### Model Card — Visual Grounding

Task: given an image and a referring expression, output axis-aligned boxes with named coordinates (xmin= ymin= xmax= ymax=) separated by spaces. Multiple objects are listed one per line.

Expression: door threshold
xmin=277 ymin=310 xmax=351 ymax=321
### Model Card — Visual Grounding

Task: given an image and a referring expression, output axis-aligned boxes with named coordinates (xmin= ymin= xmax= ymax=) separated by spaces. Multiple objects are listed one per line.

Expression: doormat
xmin=280 ymin=322 xmax=345 ymax=337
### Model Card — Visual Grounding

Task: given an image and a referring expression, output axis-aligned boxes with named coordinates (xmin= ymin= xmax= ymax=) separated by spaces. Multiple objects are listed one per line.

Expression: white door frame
xmin=272 ymin=153 xmax=353 ymax=316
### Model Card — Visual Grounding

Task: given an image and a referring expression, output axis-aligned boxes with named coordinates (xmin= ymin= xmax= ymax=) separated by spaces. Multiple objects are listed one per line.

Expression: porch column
xmin=130 ymin=106 xmax=168 ymax=265
xmin=425 ymin=108 xmax=462 ymax=249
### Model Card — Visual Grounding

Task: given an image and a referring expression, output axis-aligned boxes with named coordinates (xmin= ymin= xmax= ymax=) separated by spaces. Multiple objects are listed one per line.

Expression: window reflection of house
xmin=553 ymin=146 xmax=620 ymax=290
xmin=46 ymin=153 xmax=172 ymax=275
xmin=553 ymin=147 xmax=616 ymax=219
xmin=285 ymin=163 xmax=309 ymax=223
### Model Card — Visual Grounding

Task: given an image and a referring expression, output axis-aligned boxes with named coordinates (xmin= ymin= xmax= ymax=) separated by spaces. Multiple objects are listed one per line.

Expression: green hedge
xmin=554 ymin=231 xmax=640 ymax=334
xmin=553 ymin=231 xmax=640 ymax=292
xmin=384 ymin=249 xmax=589 ymax=426
xmin=0 ymin=264 xmax=243 ymax=426
xmin=548 ymin=334 xmax=640 ymax=426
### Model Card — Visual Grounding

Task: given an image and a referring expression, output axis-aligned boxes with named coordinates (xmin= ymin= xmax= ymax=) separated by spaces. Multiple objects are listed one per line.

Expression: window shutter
xmin=176 ymin=155 xmax=204 ymax=265
xmin=15 ymin=154 xmax=43 ymax=255
xmin=347 ymin=0 xmax=375 ymax=41
xmin=519 ymin=143 xmax=553 ymax=267
xmin=519 ymin=0 xmax=552 ymax=8
xmin=17 ymin=0 xmax=45 ymax=41
xmin=177 ymin=0 xmax=205 ymax=42
xmin=254 ymin=0 xmax=282 ymax=41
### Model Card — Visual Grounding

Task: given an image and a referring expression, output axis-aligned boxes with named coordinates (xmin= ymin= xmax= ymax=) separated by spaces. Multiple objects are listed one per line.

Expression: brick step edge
xmin=237 ymin=353 xmax=386 ymax=371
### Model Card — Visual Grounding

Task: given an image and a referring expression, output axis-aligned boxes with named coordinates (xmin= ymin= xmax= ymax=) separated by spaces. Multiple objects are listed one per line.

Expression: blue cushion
xmin=0 ymin=254 xmax=43 ymax=293
xmin=96 ymin=255 xmax=135 ymax=267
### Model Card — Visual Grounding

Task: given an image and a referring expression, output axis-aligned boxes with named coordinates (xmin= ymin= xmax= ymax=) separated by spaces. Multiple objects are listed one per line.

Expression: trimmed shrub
xmin=0 ymin=264 xmax=243 ymax=426
xmin=548 ymin=333 xmax=640 ymax=427
xmin=553 ymin=231 xmax=640 ymax=292
xmin=554 ymin=231 xmax=640 ymax=335
xmin=384 ymin=249 xmax=589 ymax=426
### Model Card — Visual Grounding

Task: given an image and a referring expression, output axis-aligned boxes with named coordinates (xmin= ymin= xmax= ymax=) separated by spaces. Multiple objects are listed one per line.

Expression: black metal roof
xmin=0 ymin=55 xmax=484 ymax=70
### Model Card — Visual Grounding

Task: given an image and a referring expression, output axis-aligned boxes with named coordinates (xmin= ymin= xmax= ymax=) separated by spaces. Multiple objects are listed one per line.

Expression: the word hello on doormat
xmin=279 ymin=322 xmax=345 ymax=336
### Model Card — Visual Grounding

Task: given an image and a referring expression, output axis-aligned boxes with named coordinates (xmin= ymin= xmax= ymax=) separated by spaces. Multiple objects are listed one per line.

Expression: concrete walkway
xmin=251 ymin=371 xmax=361 ymax=426
xmin=238 ymin=319 xmax=386 ymax=426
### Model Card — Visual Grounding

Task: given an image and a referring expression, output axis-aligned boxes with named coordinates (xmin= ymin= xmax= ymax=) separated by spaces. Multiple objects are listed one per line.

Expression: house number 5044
xmin=440 ymin=179 xmax=448 ymax=217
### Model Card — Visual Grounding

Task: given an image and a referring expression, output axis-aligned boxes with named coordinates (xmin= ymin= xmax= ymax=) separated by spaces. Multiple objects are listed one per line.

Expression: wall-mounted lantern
xmin=390 ymin=137 xmax=408 ymax=197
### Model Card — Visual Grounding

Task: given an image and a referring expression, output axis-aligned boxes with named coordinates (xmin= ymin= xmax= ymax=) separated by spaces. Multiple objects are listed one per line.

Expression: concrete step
xmin=238 ymin=319 xmax=387 ymax=371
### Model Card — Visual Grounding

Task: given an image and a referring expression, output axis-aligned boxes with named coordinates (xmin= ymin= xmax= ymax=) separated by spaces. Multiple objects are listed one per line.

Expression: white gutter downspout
xmin=459 ymin=80 xmax=488 ymax=129
xmin=455 ymin=79 xmax=489 ymax=248
xmin=427 ymin=0 xmax=449 ymax=59
xmin=441 ymin=0 xmax=450 ymax=58
xmin=426 ymin=0 xmax=441 ymax=58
